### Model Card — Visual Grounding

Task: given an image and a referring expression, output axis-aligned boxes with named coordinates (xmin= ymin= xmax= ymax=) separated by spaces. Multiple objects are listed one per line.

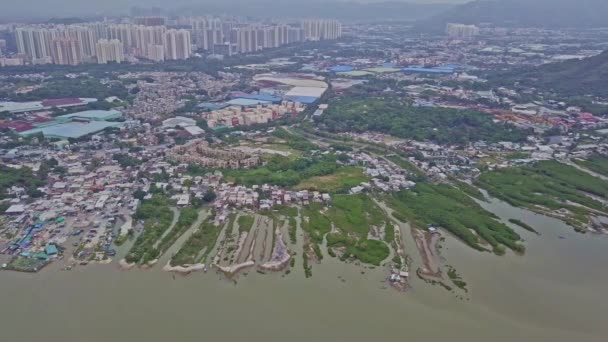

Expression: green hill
xmin=489 ymin=51 xmax=608 ymax=98
xmin=418 ymin=0 xmax=608 ymax=30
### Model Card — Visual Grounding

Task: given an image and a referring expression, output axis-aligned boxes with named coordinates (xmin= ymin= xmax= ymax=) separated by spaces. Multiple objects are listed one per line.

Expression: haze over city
xmin=3 ymin=0 xmax=469 ymax=19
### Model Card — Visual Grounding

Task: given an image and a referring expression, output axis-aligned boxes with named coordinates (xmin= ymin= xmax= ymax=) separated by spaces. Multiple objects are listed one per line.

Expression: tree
xmin=182 ymin=179 xmax=193 ymax=189
xmin=133 ymin=189 xmax=146 ymax=200
xmin=203 ymin=190 xmax=217 ymax=203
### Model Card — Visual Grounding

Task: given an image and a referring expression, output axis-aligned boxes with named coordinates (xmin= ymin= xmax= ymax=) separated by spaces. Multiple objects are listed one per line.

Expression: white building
xmin=96 ymin=39 xmax=124 ymax=64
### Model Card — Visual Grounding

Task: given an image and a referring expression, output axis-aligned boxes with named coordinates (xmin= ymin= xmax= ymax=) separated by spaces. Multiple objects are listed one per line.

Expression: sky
xmin=1 ymin=0 xmax=471 ymax=19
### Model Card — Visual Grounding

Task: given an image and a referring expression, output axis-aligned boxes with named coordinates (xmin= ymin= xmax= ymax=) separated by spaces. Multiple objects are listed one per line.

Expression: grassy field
xmin=126 ymin=196 xmax=175 ymax=264
xmin=226 ymin=154 xmax=345 ymax=188
xmin=326 ymin=194 xmax=385 ymax=238
xmin=387 ymin=183 xmax=524 ymax=255
xmin=325 ymin=194 xmax=391 ymax=266
xmin=301 ymin=203 xmax=332 ymax=244
xmin=170 ymin=215 xmax=222 ymax=266
xmin=475 ymin=160 xmax=608 ymax=231
xmin=157 ymin=207 xmax=200 ymax=254
xmin=237 ymin=215 xmax=255 ymax=233
xmin=294 ymin=166 xmax=369 ymax=193
xmin=573 ymin=154 xmax=608 ymax=177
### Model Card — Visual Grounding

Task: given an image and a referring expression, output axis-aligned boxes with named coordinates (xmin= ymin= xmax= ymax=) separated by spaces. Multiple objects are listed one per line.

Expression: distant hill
xmin=417 ymin=0 xmax=608 ymax=30
xmin=176 ymin=1 xmax=454 ymax=22
xmin=489 ymin=51 xmax=608 ymax=98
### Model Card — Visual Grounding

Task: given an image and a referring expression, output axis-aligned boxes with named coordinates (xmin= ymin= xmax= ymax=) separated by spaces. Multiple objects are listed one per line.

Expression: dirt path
xmin=413 ymin=228 xmax=442 ymax=279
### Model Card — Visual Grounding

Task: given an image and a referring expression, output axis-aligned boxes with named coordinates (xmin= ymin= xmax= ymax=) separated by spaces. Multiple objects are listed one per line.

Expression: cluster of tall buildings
xmin=15 ymin=24 xmax=191 ymax=65
xmin=302 ymin=20 xmax=342 ymax=41
xmin=190 ymin=18 xmax=341 ymax=55
xmin=445 ymin=23 xmax=480 ymax=40
xmin=13 ymin=18 xmax=341 ymax=66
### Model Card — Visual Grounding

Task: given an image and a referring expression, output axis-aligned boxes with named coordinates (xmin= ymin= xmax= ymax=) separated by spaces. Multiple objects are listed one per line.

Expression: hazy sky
xmin=1 ymin=0 xmax=471 ymax=19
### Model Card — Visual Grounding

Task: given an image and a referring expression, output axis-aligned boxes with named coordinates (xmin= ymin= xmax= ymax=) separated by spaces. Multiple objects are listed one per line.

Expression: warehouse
xmin=18 ymin=109 xmax=123 ymax=139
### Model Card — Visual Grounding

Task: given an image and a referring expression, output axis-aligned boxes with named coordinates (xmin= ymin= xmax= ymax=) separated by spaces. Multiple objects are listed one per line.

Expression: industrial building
xmin=0 ymin=98 xmax=98 ymax=113
xmin=18 ymin=109 xmax=123 ymax=139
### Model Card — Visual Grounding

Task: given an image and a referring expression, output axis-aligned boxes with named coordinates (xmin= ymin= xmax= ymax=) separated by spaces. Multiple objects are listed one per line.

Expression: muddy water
xmin=1 ymin=199 xmax=607 ymax=342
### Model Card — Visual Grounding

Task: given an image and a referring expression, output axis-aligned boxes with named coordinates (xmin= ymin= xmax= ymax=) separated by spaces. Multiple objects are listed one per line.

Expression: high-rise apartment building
xmin=445 ymin=23 xmax=480 ymax=40
xmin=146 ymin=44 xmax=164 ymax=62
xmin=12 ymin=18 xmax=340 ymax=65
xmin=134 ymin=16 xmax=166 ymax=26
xmin=50 ymin=38 xmax=81 ymax=65
xmin=16 ymin=27 xmax=51 ymax=60
xmin=165 ymin=29 xmax=192 ymax=60
xmin=96 ymin=39 xmax=124 ymax=64
xmin=302 ymin=20 xmax=342 ymax=41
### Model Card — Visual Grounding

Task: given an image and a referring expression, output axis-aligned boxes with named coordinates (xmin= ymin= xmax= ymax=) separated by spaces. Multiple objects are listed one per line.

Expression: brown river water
xmin=0 ymin=197 xmax=607 ymax=342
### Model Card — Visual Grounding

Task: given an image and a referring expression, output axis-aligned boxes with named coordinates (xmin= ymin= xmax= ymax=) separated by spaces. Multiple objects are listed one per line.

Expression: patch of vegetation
xmin=275 ymin=205 xmax=298 ymax=244
xmin=573 ymin=154 xmax=608 ymax=177
xmin=112 ymin=153 xmax=142 ymax=168
xmin=326 ymin=194 xmax=385 ymax=238
xmin=0 ymin=164 xmax=46 ymax=199
xmin=294 ymin=166 xmax=369 ymax=193
xmin=303 ymin=251 xmax=312 ymax=278
xmin=343 ymin=239 xmax=390 ymax=266
xmin=508 ymin=219 xmax=540 ymax=235
xmin=288 ymin=217 xmax=297 ymax=244
xmin=170 ymin=214 xmax=222 ymax=266
xmin=324 ymin=194 xmax=391 ymax=265
xmin=126 ymin=196 xmax=174 ymax=264
xmin=505 ymin=151 xmax=531 ymax=160
xmin=318 ymin=97 xmax=530 ymax=146
xmin=157 ymin=208 xmax=200 ymax=253
xmin=5 ymin=257 xmax=49 ymax=272
xmin=451 ymin=178 xmax=486 ymax=201
xmin=272 ymin=127 xmax=318 ymax=151
xmin=226 ymin=154 xmax=348 ymax=188
xmin=488 ymin=51 xmax=608 ymax=98
xmin=387 ymin=183 xmax=524 ymax=254
xmin=386 ymin=155 xmax=426 ymax=180
xmin=476 ymin=160 xmax=608 ymax=231
xmin=446 ymin=265 xmax=468 ymax=293
xmin=4 ymin=76 xmax=128 ymax=101
xmin=301 ymin=203 xmax=332 ymax=244
xmin=384 ymin=222 xmax=395 ymax=244
xmin=237 ymin=215 xmax=255 ymax=233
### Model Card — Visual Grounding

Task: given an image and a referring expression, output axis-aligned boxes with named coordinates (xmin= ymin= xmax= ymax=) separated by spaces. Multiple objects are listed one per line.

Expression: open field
xmin=170 ymin=214 xmax=223 ymax=267
xmin=125 ymin=196 xmax=175 ymax=265
xmin=294 ymin=166 xmax=369 ymax=192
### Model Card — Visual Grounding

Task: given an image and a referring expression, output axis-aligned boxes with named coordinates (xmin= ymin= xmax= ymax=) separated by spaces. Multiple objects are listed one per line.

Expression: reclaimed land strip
xmin=170 ymin=213 xmax=223 ymax=267
xmin=123 ymin=195 xmax=175 ymax=266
